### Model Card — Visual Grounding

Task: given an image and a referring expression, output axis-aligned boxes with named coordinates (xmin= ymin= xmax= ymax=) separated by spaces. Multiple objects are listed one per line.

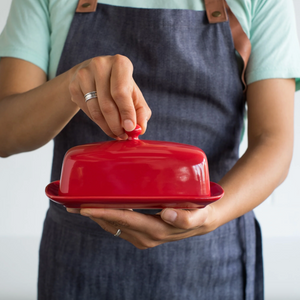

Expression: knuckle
xmin=91 ymin=56 xmax=105 ymax=66
xmin=135 ymin=244 xmax=149 ymax=250
xmin=142 ymin=240 xmax=158 ymax=249
xmin=113 ymin=54 xmax=133 ymax=69
xmin=108 ymin=220 xmax=130 ymax=228
xmin=150 ymin=231 xmax=165 ymax=242
xmin=111 ymin=86 xmax=132 ymax=103
xmin=118 ymin=105 xmax=135 ymax=117
xmin=91 ymin=56 xmax=110 ymax=73
xmin=101 ymin=102 xmax=116 ymax=116
xmin=90 ymin=109 xmax=103 ymax=123
xmin=69 ymin=82 xmax=79 ymax=96
xmin=181 ymin=217 xmax=193 ymax=230
xmin=118 ymin=220 xmax=130 ymax=227
xmin=110 ymin=127 xmax=123 ymax=137
xmin=134 ymin=237 xmax=160 ymax=249
xmin=76 ymin=67 xmax=89 ymax=80
xmin=70 ymin=97 xmax=76 ymax=103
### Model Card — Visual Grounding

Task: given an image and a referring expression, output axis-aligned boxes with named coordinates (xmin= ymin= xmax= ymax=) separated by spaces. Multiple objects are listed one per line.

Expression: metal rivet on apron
xmin=212 ymin=11 xmax=222 ymax=18
xmin=81 ymin=3 xmax=91 ymax=8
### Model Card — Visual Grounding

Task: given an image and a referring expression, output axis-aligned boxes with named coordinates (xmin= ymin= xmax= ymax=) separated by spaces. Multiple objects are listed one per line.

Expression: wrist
xmin=62 ymin=68 xmax=80 ymax=111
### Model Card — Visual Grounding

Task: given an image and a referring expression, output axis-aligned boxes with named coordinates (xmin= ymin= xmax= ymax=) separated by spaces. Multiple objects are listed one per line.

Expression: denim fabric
xmin=39 ymin=3 xmax=263 ymax=299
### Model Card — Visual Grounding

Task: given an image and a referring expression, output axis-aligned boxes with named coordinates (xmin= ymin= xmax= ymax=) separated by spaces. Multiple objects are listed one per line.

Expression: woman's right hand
xmin=68 ymin=55 xmax=151 ymax=139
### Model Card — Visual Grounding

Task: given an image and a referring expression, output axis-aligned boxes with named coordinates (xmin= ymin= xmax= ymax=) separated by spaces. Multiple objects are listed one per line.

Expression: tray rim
xmin=45 ymin=180 xmax=224 ymax=203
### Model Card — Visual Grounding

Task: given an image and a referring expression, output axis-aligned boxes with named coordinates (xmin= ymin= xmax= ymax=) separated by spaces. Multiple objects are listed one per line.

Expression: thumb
xmin=133 ymin=84 xmax=151 ymax=135
xmin=161 ymin=208 xmax=209 ymax=229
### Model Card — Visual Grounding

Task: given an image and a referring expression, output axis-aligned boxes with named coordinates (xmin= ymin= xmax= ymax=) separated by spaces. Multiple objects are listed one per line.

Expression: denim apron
xmin=38 ymin=2 xmax=263 ymax=299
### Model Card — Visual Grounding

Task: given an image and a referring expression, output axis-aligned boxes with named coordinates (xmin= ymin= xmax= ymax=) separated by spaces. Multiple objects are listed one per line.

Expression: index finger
xmin=110 ymin=55 xmax=137 ymax=132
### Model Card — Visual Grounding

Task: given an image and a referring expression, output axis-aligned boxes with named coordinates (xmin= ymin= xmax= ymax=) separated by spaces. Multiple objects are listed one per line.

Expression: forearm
xmin=208 ymin=79 xmax=295 ymax=229
xmin=0 ymin=70 xmax=79 ymax=157
xmin=0 ymin=56 xmax=151 ymax=158
xmin=209 ymin=135 xmax=293 ymax=229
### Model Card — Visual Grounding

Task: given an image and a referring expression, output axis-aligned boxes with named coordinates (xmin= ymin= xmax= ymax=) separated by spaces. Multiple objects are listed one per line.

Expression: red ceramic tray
xmin=46 ymin=180 xmax=224 ymax=209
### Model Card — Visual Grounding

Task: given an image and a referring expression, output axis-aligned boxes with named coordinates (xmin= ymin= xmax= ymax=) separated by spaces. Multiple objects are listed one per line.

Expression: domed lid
xmin=45 ymin=125 xmax=224 ymax=208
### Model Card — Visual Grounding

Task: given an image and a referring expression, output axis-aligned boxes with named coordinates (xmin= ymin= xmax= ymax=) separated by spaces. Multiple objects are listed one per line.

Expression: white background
xmin=0 ymin=0 xmax=300 ymax=299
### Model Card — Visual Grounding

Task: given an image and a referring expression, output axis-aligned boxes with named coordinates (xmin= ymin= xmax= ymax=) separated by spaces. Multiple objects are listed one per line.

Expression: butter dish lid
xmin=45 ymin=125 xmax=224 ymax=208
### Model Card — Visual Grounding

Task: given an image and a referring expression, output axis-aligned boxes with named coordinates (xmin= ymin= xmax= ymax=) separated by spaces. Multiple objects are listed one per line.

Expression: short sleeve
xmin=246 ymin=0 xmax=300 ymax=91
xmin=0 ymin=0 xmax=50 ymax=74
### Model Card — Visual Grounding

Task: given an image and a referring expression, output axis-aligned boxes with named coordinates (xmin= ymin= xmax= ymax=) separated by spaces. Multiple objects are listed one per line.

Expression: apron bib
xmin=39 ymin=1 xmax=263 ymax=299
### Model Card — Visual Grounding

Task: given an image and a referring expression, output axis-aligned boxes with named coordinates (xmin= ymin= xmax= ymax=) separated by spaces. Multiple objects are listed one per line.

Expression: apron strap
xmin=76 ymin=0 xmax=97 ymax=13
xmin=75 ymin=0 xmax=251 ymax=92
xmin=205 ymin=0 xmax=228 ymax=23
xmin=205 ymin=0 xmax=251 ymax=91
xmin=225 ymin=2 xmax=251 ymax=91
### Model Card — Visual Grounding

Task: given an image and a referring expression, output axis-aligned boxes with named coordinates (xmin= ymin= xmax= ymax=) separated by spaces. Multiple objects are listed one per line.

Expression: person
xmin=0 ymin=0 xmax=299 ymax=299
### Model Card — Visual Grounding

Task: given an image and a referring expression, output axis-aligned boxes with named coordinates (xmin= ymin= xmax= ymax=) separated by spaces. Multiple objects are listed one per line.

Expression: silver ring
xmin=114 ymin=229 xmax=121 ymax=237
xmin=84 ymin=91 xmax=97 ymax=102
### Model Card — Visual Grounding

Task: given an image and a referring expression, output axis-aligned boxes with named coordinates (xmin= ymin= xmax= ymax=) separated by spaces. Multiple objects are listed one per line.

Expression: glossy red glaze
xmin=45 ymin=125 xmax=224 ymax=208
xmin=46 ymin=181 xmax=224 ymax=209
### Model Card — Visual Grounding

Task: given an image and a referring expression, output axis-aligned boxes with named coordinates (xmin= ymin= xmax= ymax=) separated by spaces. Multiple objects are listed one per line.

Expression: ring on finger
xmin=114 ymin=229 xmax=122 ymax=237
xmin=84 ymin=91 xmax=97 ymax=102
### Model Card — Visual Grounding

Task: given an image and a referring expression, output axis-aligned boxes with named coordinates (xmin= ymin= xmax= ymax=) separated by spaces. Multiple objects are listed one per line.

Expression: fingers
xmin=66 ymin=208 xmax=81 ymax=214
xmin=91 ymin=217 xmax=123 ymax=236
xmin=80 ymin=208 xmax=185 ymax=235
xmin=82 ymin=209 xmax=167 ymax=249
xmin=70 ymin=207 xmax=210 ymax=232
xmin=69 ymin=55 xmax=151 ymax=139
xmin=110 ymin=55 xmax=136 ymax=132
xmin=81 ymin=208 xmax=148 ymax=229
xmin=78 ymin=66 xmax=118 ymax=138
xmin=161 ymin=207 xmax=209 ymax=230
xmin=90 ymin=217 xmax=153 ymax=250
xmin=133 ymin=83 xmax=151 ymax=134
xmin=79 ymin=207 xmax=215 ymax=249
xmin=93 ymin=56 xmax=128 ymax=138
xmin=92 ymin=58 xmax=124 ymax=138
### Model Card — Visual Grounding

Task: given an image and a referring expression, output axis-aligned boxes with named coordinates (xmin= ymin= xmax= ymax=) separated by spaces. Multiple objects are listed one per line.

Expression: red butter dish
xmin=45 ymin=125 xmax=224 ymax=209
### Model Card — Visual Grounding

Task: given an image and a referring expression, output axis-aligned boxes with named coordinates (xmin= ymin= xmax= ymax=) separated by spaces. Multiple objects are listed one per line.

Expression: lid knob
xmin=125 ymin=125 xmax=142 ymax=140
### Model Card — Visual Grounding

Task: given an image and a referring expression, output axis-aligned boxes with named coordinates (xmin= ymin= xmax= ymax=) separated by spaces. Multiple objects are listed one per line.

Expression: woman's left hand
xmin=69 ymin=206 xmax=218 ymax=249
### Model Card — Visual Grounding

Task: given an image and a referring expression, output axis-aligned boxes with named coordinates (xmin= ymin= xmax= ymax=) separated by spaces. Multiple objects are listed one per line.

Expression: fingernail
xmin=162 ymin=210 xmax=177 ymax=223
xmin=124 ymin=119 xmax=135 ymax=131
xmin=118 ymin=133 xmax=128 ymax=140
xmin=81 ymin=210 xmax=91 ymax=217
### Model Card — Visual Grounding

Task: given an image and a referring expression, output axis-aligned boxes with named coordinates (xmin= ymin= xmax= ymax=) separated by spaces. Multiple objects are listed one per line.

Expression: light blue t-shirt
xmin=0 ymin=0 xmax=300 ymax=90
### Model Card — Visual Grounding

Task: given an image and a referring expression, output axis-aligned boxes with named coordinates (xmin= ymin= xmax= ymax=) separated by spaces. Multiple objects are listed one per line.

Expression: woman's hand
xmin=69 ymin=55 xmax=151 ymax=139
xmin=75 ymin=206 xmax=218 ymax=249
xmin=0 ymin=55 xmax=150 ymax=156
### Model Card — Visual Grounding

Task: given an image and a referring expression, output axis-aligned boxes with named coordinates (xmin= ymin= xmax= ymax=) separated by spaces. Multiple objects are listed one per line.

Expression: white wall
xmin=0 ymin=0 xmax=300 ymax=299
